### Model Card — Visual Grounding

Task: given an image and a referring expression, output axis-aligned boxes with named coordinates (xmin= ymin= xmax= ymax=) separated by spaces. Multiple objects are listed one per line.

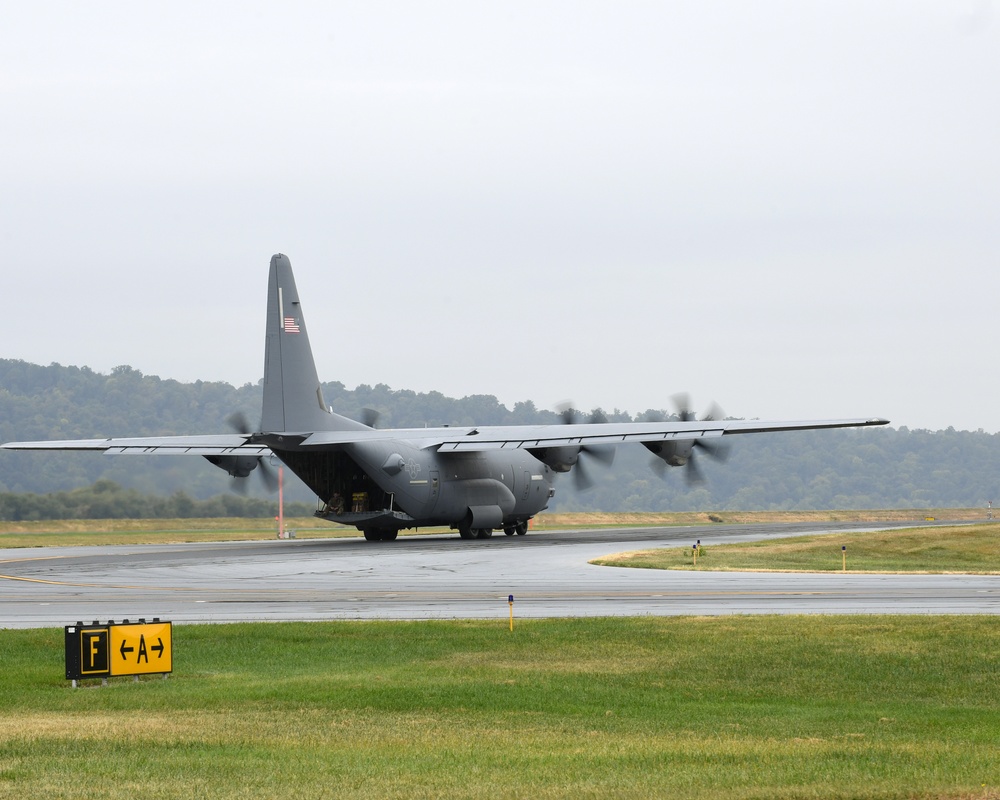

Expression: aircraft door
xmin=523 ymin=470 xmax=532 ymax=500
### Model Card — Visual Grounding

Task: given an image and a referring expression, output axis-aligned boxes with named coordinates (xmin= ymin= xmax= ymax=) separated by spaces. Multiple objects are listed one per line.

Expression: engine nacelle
xmin=527 ymin=445 xmax=580 ymax=473
xmin=643 ymin=440 xmax=695 ymax=467
xmin=203 ymin=454 xmax=260 ymax=478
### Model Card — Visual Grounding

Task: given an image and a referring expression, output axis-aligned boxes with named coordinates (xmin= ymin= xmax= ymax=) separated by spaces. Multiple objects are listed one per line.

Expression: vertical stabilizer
xmin=261 ymin=254 xmax=366 ymax=434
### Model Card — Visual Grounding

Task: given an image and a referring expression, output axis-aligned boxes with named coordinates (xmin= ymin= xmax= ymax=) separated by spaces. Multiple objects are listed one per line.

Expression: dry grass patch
xmin=532 ymin=509 xmax=986 ymax=529
xmin=593 ymin=522 xmax=1000 ymax=574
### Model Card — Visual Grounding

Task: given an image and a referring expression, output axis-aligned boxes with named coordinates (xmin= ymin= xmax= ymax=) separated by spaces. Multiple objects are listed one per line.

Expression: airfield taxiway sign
xmin=110 ymin=621 xmax=172 ymax=676
xmin=66 ymin=620 xmax=173 ymax=681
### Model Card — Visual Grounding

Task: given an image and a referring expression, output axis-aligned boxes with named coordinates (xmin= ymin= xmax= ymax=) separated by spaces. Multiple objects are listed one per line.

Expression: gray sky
xmin=4 ymin=2 xmax=998 ymax=432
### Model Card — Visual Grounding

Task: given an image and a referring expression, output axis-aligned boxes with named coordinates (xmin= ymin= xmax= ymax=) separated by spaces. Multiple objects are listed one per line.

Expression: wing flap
xmin=106 ymin=445 xmax=272 ymax=457
xmin=295 ymin=417 xmax=888 ymax=452
xmin=435 ymin=427 xmax=725 ymax=452
xmin=1 ymin=434 xmax=270 ymax=458
xmin=432 ymin=418 xmax=886 ymax=452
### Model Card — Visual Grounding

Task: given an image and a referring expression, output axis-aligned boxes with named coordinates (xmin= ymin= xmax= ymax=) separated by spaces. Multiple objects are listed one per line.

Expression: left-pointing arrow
xmin=120 ymin=641 xmax=134 ymax=660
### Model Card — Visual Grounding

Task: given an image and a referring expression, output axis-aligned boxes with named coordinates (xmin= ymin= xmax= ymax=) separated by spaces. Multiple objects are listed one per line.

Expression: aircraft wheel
xmin=515 ymin=522 xmax=528 ymax=536
xmin=503 ymin=526 xmax=516 ymax=536
xmin=458 ymin=526 xmax=475 ymax=540
xmin=363 ymin=529 xmax=380 ymax=541
xmin=380 ymin=529 xmax=398 ymax=541
xmin=475 ymin=528 xmax=493 ymax=539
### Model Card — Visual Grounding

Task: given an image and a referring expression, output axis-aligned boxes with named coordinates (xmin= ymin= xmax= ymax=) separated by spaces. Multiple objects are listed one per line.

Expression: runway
xmin=2 ymin=521 xmax=998 ymax=628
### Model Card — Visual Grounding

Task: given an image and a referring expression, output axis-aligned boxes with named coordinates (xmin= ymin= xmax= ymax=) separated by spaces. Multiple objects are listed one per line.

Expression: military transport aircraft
xmin=2 ymin=254 xmax=889 ymax=541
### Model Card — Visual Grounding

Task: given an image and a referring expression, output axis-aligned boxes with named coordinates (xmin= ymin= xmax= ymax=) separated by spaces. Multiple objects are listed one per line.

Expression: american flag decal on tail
xmin=283 ymin=317 xmax=301 ymax=334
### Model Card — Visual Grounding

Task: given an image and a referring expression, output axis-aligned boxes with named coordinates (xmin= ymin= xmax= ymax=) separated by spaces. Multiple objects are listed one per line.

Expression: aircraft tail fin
xmin=261 ymin=254 xmax=367 ymax=434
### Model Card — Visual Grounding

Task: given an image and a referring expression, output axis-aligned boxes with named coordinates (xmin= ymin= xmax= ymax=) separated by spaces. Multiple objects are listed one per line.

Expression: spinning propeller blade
xmin=649 ymin=395 xmax=731 ymax=485
xmin=557 ymin=403 xmax=617 ymax=490
xmin=225 ymin=413 xmax=278 ymax=492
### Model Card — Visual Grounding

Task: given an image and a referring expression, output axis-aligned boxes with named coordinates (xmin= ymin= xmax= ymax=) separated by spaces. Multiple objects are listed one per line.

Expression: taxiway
xmin=1 ymin=522 xmax=997 ymax=628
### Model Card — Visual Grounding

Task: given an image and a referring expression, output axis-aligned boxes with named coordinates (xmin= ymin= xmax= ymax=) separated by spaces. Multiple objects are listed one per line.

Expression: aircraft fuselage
xmin=273 ymin=438 xmax=554 ymax=538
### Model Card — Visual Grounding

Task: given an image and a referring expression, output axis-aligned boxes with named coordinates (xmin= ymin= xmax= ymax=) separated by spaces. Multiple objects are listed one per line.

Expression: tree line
xmin=1 ymin=358 xmax=998 ymax=519
xmin=0 ymin=479 xmax=315 ymax=522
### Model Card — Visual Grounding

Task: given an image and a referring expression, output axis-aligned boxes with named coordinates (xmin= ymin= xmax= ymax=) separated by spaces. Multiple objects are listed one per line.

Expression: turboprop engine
xmin=644 ymin=395 xmax=731 ymax=485
xmin=530 ymin=445 xmax=580 ymax=473
xmin=526 ymin=406 xmax=616 ymax=490
xmin=202 ymin=412 xmax=280 ymax=492
xmin=203 ymin=454 xmax=261 ymax=479
xmin=644 ymin=439 xmax=695 ymax=468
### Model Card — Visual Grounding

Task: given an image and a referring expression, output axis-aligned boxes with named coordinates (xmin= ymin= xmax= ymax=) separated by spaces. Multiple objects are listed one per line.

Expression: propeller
xmin=557 ymin=404 xmax=617 ymax=491
xmin=224 ymin=412 xmax=279 ymax=492
xmin=648 ymin=394 xmax=731 ymax=486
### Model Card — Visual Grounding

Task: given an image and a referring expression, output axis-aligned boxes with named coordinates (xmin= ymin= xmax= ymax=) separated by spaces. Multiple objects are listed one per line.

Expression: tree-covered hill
xmin=1 ymin=359 xmax=998 ymax=517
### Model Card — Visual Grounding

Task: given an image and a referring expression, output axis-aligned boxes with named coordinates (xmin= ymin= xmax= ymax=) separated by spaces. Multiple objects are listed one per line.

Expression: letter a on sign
xmin=109 ymin=622 xmax=172 ymax=677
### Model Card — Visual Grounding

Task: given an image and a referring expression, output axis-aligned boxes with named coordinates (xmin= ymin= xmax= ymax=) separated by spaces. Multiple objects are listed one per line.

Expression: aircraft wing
xmin=0 ymin=434 xmax=271 ymax=457
xmin=2 ymin=418 xmax=889 ymax=455
xmin=433 ymin=417 xmax=891 ymax=452
xmin=297 ymin=417 xmax=890 ymax=451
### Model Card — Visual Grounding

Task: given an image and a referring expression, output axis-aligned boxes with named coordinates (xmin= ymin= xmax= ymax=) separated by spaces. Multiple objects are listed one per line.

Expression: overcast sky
xmin=4 ymin=2 xmax=998 ymax=433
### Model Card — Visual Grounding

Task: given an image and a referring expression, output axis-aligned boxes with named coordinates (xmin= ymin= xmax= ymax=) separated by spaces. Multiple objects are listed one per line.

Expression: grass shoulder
xmin=592 ymin=522 xmax=1000 ymax=574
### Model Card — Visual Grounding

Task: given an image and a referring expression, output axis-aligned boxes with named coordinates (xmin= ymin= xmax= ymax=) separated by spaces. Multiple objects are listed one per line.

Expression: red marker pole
xmin=278 ymin=466 xmax=284 ymax=539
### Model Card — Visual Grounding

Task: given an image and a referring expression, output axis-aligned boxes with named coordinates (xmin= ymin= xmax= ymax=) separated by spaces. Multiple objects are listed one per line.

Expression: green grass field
xmin=1 ymin=617 xmax=999 ymax=799
xmin=593 ymin=522 xmax=1000 ymax=574
xmin=2 ymin=517 xmax=998 ymax=797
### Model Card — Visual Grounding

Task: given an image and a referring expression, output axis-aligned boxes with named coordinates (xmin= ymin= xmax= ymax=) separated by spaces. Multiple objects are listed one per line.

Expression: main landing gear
xmin=458 ymin=521 xmax=529 ymax=539
xmin=363 ymin=521 xmax=529 ymax=542
xmin=458 ymin=527 xmax=492 ymax=539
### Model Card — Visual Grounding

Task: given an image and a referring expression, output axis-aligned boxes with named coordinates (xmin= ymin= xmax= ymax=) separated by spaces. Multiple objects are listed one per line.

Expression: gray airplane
xmin=2 ymin=254 xmax=889 ymax=541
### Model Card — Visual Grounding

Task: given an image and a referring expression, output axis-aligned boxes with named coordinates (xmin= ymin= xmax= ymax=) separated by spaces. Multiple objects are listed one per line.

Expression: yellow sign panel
xmin=109 ymin=622 xmax=172 ymax=676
